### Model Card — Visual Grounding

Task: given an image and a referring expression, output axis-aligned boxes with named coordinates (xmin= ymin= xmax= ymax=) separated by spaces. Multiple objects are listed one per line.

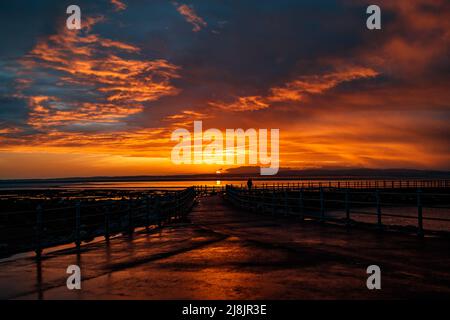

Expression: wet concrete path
xmin=1 ymin=195 xmax=449 ymax=299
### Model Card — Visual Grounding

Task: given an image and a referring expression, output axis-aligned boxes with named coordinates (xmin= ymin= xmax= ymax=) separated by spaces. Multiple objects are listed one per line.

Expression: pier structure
xmin=0 ymin=192 xmax=449 ymax=299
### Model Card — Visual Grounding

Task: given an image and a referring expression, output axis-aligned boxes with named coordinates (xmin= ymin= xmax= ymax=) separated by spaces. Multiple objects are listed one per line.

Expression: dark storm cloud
xmin=0 ymin=96 xmax=28 ymax=125
xmin=140 ymin=0 xmax=371 ymax=93
xmin=1 ymin=0 xmax=375 ymax=116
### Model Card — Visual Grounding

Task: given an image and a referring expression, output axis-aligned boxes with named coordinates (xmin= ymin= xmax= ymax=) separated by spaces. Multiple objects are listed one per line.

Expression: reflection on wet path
xmin=1 ymin=195 xmax=449 ymax=299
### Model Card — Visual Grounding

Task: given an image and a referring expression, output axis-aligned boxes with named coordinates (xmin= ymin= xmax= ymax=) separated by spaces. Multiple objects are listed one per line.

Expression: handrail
xmin=0 ymin=187 xmax=198 ymax=259
xmin=224 ymin=185 xmax=450 ymax=237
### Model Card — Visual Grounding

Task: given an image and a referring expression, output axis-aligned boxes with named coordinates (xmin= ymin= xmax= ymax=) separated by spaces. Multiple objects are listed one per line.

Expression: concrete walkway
xmin=0 ymin=195 xmax=449 ymax=299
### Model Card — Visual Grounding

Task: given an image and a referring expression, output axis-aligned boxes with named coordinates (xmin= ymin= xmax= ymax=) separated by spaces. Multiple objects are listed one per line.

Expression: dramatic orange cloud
xmin=0 ymin=0 xmax=448 ymax=178
xmin=209 ymin=96 xmax=270 ymax=112
xmin=269 ymin=67 xmax=379 ymax=101
xmin=111 ymin=0 xmax=127 ymax=12
xmin=174 ymin=2 xmax=207 ymax=32
xmin=209 ymin=67 xmax=379 ymax=111
xmin=17 ymin=16 xmax=180 ymax=130
xmin=164 ymin=110 xmax=214 ymax=128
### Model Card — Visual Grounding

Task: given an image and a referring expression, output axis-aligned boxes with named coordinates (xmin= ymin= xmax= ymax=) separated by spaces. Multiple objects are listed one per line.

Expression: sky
xmin=0 ymin=0 xmax=449 ymax=179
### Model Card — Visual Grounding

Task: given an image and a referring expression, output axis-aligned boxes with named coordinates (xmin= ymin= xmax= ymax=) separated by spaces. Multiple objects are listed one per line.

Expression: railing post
xmin=104 ymin=202 xmax=110 ymax=242
xmin=271 ymin=190 xmax=276 ymax=215
xmin=417 ymin=188 xmax=424 ymax=237
xmin=128 ymin=197 xmax=134 ymax=234
xmin=376 ymin=190 xmax=382 ymax=229
xmin=299 ymin=189 xmax=304 ymax=221
xmin=345 ymin=188 xmax=350 ymax=225
xmin=75 ymin=201 xmax=81 ymax=251
xmin=176 ymin=192 xmax=180 ymax=218
xmin=283 ymin=190 xmax=288 ymax=216
xmin=145 ymin=195 xmax=151 ymax=229
xmin=320 ymin=187 xmax=325 ymax=222
xmin=260 ymin=190 xmax=266 ymax=214
xmin=155 ymin=196 xmax=162 ymax=227
xmin=35 ymin=205 xmax=43 ymax=259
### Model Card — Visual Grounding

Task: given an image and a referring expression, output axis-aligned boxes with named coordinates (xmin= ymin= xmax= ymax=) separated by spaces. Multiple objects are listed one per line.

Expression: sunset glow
xmin=0 ymin=0 xmax=449 ymax=178
xmin=0 ymin=1 xmax=449 ymax=304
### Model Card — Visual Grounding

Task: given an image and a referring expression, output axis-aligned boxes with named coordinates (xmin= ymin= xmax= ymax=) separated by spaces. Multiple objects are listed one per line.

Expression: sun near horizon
xmin=0 ymin=0 xmax=449 ymax=179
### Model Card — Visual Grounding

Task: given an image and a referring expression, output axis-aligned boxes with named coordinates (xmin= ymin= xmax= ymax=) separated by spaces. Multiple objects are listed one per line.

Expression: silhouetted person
xmin=247 ymin=178 xmax=253 ymax=191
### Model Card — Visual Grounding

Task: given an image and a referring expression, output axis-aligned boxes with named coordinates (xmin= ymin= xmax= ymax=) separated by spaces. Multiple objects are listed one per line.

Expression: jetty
xmin=0 ymin=181 xmax=449 ymax=299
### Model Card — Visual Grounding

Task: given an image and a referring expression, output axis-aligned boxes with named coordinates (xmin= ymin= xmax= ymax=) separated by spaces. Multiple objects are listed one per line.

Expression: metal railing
xmin=0 ymin=187 xmax=197 ymax=259
xmin=193 ymin=185 xmax=225 ymax=196
xmin=238 ymin=179 xmax=450 ymax=189
xmin=225 ymin=185 xmax=450 ymax=237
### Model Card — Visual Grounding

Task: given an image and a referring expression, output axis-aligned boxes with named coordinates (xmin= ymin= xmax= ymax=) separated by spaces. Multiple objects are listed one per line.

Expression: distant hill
xmin=0 ymin=167 xmax=449 ymax=185
xmin=224 ymin=166 xmax=450 ymax=179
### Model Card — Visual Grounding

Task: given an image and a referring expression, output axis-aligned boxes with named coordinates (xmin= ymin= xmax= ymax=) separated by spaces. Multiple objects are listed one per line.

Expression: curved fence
xmin=225 ymin=185 xmax=450 ymax=236
xmin=0 ymin=187 xmax=197 ymax=259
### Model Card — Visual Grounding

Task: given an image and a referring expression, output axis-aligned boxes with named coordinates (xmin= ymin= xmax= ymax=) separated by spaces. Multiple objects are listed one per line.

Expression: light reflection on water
xmin=0 ymin=179 xmax=418 ymax=190
xmin=0 ymin=179 xmax=296 ymax=190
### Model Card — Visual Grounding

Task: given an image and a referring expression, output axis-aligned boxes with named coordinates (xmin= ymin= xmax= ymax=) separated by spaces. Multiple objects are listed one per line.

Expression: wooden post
xmin=75 ymin=201 xmax=81 ymax=251
xmin=35 ymin=205 xmax=43 ymax=259
xmin=417 ymin=189 xmax=424 ymax=237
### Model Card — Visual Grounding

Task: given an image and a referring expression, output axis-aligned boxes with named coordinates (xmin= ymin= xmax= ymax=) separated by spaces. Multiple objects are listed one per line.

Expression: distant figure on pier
xmin=247 ymin=178 xmax=253 ymax=191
